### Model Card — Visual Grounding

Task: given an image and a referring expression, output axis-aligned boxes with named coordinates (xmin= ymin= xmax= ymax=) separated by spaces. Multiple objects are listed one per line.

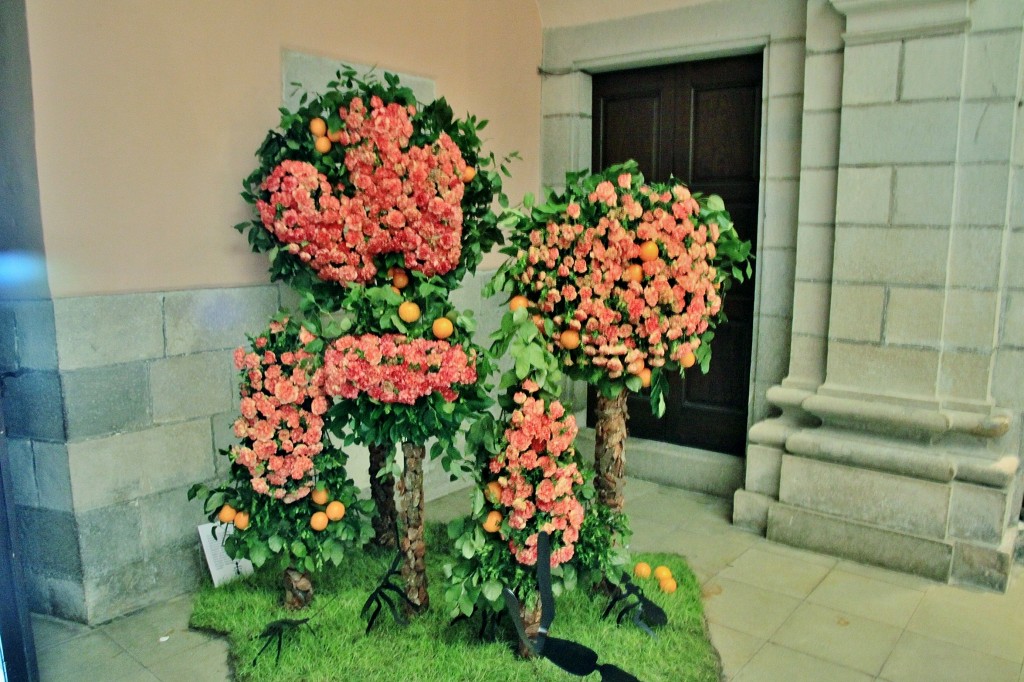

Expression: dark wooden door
xmin=589 ymin=54 xmax=762 ymax=456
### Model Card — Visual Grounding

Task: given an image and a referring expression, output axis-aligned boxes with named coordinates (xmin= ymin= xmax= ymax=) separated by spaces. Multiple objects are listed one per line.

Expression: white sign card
xmin=198 ymin=522 xmax=254 ymax=587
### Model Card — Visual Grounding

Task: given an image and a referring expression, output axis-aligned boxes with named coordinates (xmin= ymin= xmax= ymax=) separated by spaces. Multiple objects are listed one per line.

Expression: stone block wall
xmin=737 ymin=0 xmax=1024 ymax=592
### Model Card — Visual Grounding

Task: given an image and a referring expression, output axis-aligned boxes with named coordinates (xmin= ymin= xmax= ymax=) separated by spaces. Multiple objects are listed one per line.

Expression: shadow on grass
xmin=190 ymin=524 xmax=721 ymax=682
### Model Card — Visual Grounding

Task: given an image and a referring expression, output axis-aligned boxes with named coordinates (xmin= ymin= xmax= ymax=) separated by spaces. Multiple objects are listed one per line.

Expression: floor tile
xmin=30 ymin=613 xmax=92 ymax=650
xmin=102 ymin=607 xmax=221 ymax=667
xmin=36 ymin=630 xmax=147 ymax=682
xmin=835 ymin=559 xmax=938 ymax=591
xmin=641 ymin=527 xmax=757 ymax=582
xmin=906 ymin=583 xmax=1024 ymax=662
xmin=707 ymin=622 xmax=765 ymax=679
xmin=731 ymin=643 xmax=874 ymax=682
xmin=770 ymin=601 xmax=902 ymax=675
xmin=880 ymin=630 xmax=1021 ymax=682
xmin=701 ymin=576 xmax=802 ymax=640
xmin=716 ymin=547 xmax=832 ymax=599
xmin=806 ymin=568 xmax=926 ymax=628
xmin=756 ymin=538 xmax=841 ymax=569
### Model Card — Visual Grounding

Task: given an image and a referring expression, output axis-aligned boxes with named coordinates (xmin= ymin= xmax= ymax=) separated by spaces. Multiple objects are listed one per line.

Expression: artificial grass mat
xmin=190 ymin=525 xmax=720 ymax=681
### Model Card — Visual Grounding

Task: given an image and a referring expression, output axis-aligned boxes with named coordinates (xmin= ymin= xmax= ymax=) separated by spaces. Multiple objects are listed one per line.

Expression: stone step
xmin=574 ymin=426 xmax=743 ymax=498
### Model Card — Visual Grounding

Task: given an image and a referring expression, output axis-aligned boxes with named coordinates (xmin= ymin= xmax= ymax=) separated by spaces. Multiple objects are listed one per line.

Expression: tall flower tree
xmin=490 ymin=161 xmax=751 ymax=512
xmin=222 ymin=67 xmax=509 ymax=610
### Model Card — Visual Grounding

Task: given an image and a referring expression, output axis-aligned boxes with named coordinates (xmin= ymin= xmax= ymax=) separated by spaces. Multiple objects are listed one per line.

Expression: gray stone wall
xmin=738 ymin=0 xmax=1024 ymax=592
xmin=2 ymin=285 xmax=282 ymax=622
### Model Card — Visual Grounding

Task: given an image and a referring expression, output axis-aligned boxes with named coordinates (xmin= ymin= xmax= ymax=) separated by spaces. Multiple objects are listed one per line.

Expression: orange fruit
xmin=218 ymin=504 xmax=237 ymax=524
xmin=623 ymin=263 xmax=643 ymax=282
xmin=314 ymin=136 xmax=332 ymax=154
xmin=309 ymin=117 xmax=327 ymax=137
xmin=639 ymin=240 xmax=660 ymax=262
xmin=398 ymin=301 xmax=421 ymax=324
xmin=310 ymin=511 xmax=329 ymax=532
xmin=559 ymin=329 xmax=581 ymax=350
xmin=432 ymin=317 xmax=454 ymax=340
xmin=482 ymin=510 xmax=502 ymax=533
xmin=639 ymin=368 xmax=652 ymax=388
xmin=532 ymin=314 xmax=546 ymax=333
xmin=653 ymin=565 xmax=672 ymax=581
xmin=680 ymin=352 xmax=696 ymax=369
xmin=659 ymin=577 xmax=678 ymax=594
xmin=325 ymin=500 xmax=346 ymax=522
xmin=326 ymin=128 xmax=343 ymax=142
xmin=311 ymin=488 xmax=329 ymax=505
xmin=508 ymin=295 xmax=529 ymax=312
xmin=392 ymin=269 xmax=409 ymax=289
xmin=485 ymin=481 xmax=503 ymax=504
xmin=232 ymin=511 xmax=250 ymax=531
xmin=462 ymin=166 xmax=477 ymax=183
xmin=634 ymin=561 xmax=652 ymax=579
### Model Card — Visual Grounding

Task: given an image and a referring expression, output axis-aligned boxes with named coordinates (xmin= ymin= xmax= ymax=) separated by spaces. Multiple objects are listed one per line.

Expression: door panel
xmin=589 ymin=53 xmax=762 ymax=456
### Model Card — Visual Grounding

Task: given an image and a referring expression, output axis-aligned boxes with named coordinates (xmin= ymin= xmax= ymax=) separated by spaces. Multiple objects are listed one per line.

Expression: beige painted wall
xmin=536 ymin=0 xmax=720 ymax=28
xmin=24 ymin=0 xmax=542 ymax=297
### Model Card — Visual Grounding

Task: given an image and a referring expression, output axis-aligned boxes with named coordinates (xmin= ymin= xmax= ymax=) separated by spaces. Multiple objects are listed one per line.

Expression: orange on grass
xmin=392 ymin=269 xmax=410 ymax=290
xmin=309 ymin=117 xmax=327 ymax=137
xmin=639 ymin=367 xmax=652 ymax=388
xmin=485 ymin=481 xmax=503 ymax=504
xmin=508 ymin=295 xmax=530 ymax=312
xmin=462 ymin=166 xmax=477 ymax=183
xmin=482 ymin=510 xmax=502 ymax=533
xmin=325 ymin=500 xmax=346 ymax=522
xmin=398 ymin=301 xmax=421 ymax=324
xmin=311 ymin=488 xmax=329 ymax=506
xmin=659 ymin=577 xmax=678 ymax=594
xmin=634 ymin=561 xmax=652 ymax=579
xmin=314 ymin=136 xmax=332 ymax=154
xmin=218 ymin=504 xmax=237 ymax=524
xmin=639 ymin=240 xmax=660 ymax=262
xmin=432 ymin=317 xmax=454 ymax=340
xmin=233 ymin=511 xmax=250 ymax=531
xmin=559 ymin=329 xmax=581 ymax=351
xmin=310 ymin=511 xmax=329 ymax=532
xmin=680 ymin=352 xmax=697 ymax=369
xmin=653 ymin=565 xmax=672 ymax=581
xmin=623 ymin=263 xmax=643 ymax=283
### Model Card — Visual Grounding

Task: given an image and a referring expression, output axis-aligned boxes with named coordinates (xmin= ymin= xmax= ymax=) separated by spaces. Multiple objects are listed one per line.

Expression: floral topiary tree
xmin=189 ymin=315 xmax=374 ymax=607
xmin=489 ymin=161 xmax=752 ymax=513
xmin=444 ymin=309 xmax=629 ymax=655
xmin=194 ymin=67 xmax=510 ymax=611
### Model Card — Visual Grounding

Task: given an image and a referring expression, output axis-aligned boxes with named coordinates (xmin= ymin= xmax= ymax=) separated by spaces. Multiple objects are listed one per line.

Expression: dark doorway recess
xmin=588 ymin=53 xmax=762 ymax=456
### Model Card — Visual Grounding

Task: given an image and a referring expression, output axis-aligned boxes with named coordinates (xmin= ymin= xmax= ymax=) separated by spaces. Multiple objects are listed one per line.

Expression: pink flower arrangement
xmin=485 ymin=383 xmax=585 ymax=568
xmin=515 ymin=171 xmax=723 ymax=379
xmin=255 ymin=95 xmax=467 ymax=285
xmin=230 ymin=322 xmax=328 ymax=503
xmin=318 ymin=333 xmax=478 ymax=404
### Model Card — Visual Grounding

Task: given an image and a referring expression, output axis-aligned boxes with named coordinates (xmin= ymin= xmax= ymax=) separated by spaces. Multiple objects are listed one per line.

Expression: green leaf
xmin=706 ymin=194 xmax=726 ymax=212
xmin=482 ymin=580 xmax=502 ymax=602
xmin=249 ymin=542 xmax=270 ymax=568
xmin=268 ymin=535 xmax=284 ymax=553
xmin=291 ymin=540 xmax=307 ymax=558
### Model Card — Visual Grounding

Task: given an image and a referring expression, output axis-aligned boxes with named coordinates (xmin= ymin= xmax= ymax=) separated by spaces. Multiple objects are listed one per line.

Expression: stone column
xmin=739 ymin=0 xmax=1024 ymax=591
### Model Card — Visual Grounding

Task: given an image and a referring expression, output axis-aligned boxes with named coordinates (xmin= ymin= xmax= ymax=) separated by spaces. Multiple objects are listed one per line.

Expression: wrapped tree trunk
xmin=594 ymin=391 xmax=629 ymax=513
xmin=518 ymin=599 xmax=543 ymax=658
xmin=397 ymin=441 xmax=429 ymax=612
xmin=368 ymin=442 xmax=398 ymax=549
xmin=282 ymin=567 xmax=313 ymax=610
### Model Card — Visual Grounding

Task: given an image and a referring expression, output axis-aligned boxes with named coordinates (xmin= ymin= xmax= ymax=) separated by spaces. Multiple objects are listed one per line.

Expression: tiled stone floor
xmin=32 ymin=478 xmax=1024 ymax=681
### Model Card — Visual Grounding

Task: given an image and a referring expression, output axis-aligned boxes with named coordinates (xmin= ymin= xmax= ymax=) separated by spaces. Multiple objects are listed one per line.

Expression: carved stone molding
xmin=830 ymin=0 xmax=971 ymax=45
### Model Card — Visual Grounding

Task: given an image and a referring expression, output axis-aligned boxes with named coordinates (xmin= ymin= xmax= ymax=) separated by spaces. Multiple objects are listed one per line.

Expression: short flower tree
xmin=490 ymin=161 xmax=752 ymax=512
xmin=194 ymin=68 xmax=509 ymax=610
xmin=444 ymin=310 xmax=629 ymax=655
